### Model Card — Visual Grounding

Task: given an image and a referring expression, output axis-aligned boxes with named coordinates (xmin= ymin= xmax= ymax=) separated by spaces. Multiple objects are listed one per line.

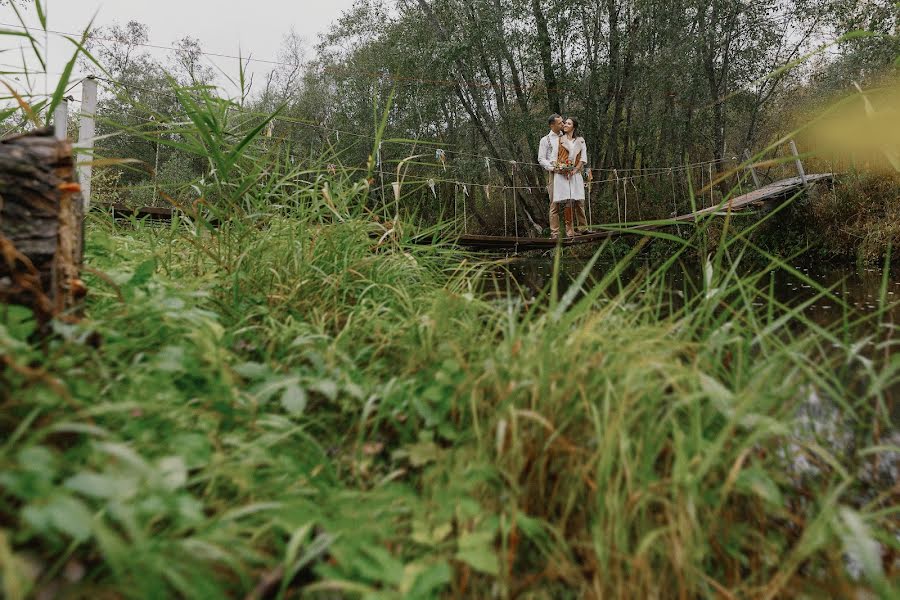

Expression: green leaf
xmin=47 ymin=32 xmax=89 ymax=122
xmin=45 ymin=496 xmax=93 ymax=541
xmin=154 ymin=345 xmax=186 ymax=373
xmin=172 ymin=433 xmax=212 ymax=469
xmin=157 ymin=456 xmax=188 ymax=490
xmin=253 ymin=376 xmax=299 ymax=402
xmin=838 ymin=508 xmax=884 ymax=582
xmin=357 ymin=545 xmax=404 ymax=586
xmin=17 ymin=446 xmax=56 ymax=475
xmin=284 ymin=524 xmax=314 ymax=575
xmin=22 ymin=503 xmax=51 ymax=532
xmin=0 ymin=105 xmax=23 ymax=123
xmin=455 ymin=530 xmax=499 ymax=576
xmin=5 ymin=2 xmax=44 ymax=71
xmin=96 ymin=442 xmax=151 ymax=474
xmin=311 ymin=379 xmax=338 ymax=401
xmin=35 ymin=0 xmax=47 ymax=28
xmin=411 ymin=397 xmax=442 ymax=426
xmin=2 ymin=305 xmax=36 ymax=341
xmin=400 ymin=439 xmax=442 ymax=468
xmin=225 ymin=107 xmax=283 ymax=176
xmin=736 ymin=467 xmax=783 ymax=507
xmin=128 ymin=259 xmax=157 ymax=288
xmin=412 ymin=518 xmax=453 ymax=546
xmin=233 ymin=361 xmax=270 ymax=379
xmin=700 ymin=374 xmax=733 ymax=406
xmin=64 ymin=472 xmax=121 ymax=499
xmin=281 ymin=383 xmax=308 ymax=416
xmin=177 ymin=495 xmax=205 ymax=523
xmin=406 ymin=561 xmax=452 ymax=597
xmin=0 ymin=29 xmax=34 ymax=38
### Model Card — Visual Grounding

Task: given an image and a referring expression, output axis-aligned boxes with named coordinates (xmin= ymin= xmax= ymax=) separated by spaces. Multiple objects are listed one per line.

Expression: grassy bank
xmin=3 ymin=152 xmax=898 ymax=598
xmin=751 ymin=172 xmax=900 ymax=264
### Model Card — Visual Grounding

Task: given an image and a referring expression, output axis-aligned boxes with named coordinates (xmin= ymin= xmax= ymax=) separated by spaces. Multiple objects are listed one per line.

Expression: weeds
xmin=3 ymin=155 xmax=898 ymax=599
xmin=1 ymin=5 xmax=898 ymax=598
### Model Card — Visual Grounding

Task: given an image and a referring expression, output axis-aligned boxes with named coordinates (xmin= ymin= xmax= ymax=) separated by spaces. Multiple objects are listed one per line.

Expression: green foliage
xmin=1 ymin=6 xmax=898 ymax=598
xmin=745 ymin=171 xmax=900 ymax=263
xmin=3 ymin=130 xmax=899 ymax=599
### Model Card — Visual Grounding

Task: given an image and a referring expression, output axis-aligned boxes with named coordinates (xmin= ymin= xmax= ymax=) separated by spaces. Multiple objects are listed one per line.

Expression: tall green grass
xmin=2 ymin=7 xmax=898 ymax=598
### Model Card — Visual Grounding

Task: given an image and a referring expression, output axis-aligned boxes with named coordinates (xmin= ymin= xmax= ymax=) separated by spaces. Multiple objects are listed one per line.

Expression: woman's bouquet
xmin=553 ymin=158 xmax=576 ymax=173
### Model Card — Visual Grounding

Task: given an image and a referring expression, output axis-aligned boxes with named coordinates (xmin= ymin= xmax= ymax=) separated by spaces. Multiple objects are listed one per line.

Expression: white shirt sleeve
xmin=578 ymin=138 xmax=589 ymax=167
xmin=538 ymin=135 xmax=554 ymax=172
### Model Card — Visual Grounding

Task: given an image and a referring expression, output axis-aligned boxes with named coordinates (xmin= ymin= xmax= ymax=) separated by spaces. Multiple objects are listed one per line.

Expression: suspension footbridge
xmin=98 ymin=173 xmax=833 ymax=252
xmin=434 ymin=173 xmax=833 ymax=251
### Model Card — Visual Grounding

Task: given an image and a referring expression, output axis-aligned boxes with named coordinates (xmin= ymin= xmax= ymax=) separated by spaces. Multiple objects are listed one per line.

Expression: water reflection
xmin=481 ymin=256 xmax=900 ymax=326
xmin=480 ymin=255 xmax=900 ymax=426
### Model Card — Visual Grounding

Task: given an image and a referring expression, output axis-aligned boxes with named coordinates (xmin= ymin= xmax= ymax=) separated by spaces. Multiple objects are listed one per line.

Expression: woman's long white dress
xmin=552 ymin=136 xmax=588 ymax=203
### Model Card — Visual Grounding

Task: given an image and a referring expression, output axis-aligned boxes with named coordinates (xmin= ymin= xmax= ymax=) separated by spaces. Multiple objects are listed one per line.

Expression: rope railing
xmin=93 ymin=153 xmax=772 ymax=241
xmin=93 ymin=75 xmax=736 ymax=178
xmin=66 ymin=74 xmax=783 ymax=236
xmin=86 ymin=117 xmax=736 ymax=199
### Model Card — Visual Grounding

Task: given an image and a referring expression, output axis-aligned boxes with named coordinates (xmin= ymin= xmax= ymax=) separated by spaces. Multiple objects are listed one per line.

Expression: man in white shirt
xmin=538 ymin=113 xmax=564 ymax=239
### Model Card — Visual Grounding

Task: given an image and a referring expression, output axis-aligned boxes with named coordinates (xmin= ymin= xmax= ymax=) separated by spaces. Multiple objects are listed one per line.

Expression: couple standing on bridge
xmin=538 ymin=113 xmax=591 ymax=239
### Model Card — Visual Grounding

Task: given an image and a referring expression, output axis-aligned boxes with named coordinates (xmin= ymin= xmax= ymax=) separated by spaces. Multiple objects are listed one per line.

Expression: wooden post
xmin=613 ymin=169 xmax=621 ymax=223
xmin=454 ymin=184 xmax=458 ymax=233
xmin=743 ymin=149 xmax=761 ymax=188
xmin=0 ymin=128 xmax=86 ymax=328
xmin=699 ymin=164 xmax=705 ymax=208
xmin=153 ymin=131 xmax=161 ymax=205
xmin=53 ymin=99 xmax=68 ymax=141
xmin=511 ymin=165 xmax=519 ymax=241
xmin=789 ymin=139 xmax=808 ymax=186
xmin=76 ymin=76 xmax=97 ymax=211
xmin=503 ymin=186 xmax=508 ymax=236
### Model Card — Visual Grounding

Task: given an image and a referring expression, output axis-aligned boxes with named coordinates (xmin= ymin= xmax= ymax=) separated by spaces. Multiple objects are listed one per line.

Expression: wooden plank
xmin=97 ymin=203 xmax=175 ymax=220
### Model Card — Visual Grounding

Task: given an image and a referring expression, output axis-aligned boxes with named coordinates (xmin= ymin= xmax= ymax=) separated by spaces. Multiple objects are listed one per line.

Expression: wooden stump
xmin=0 ymin=127 xmax=85 ymax=328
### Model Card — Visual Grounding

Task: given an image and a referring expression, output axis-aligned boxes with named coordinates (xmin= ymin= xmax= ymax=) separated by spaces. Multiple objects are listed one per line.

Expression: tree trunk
xmin=530 ymin=0 xmax=561 ymax=115
xmin=0 ymin=128 xmax=85 ymax=329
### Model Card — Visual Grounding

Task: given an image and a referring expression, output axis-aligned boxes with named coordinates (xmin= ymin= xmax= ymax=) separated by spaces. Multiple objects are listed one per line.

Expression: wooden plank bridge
xmin=443 ymin=173 xmax=833 ymax=251
xmin=97 ymin=173 xmax=832 ymax=251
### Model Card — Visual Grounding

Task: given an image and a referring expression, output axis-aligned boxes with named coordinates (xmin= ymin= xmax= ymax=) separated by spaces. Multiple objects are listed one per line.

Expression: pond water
xmin=481 ymin=255 xmax=900 ymax=327
xmin=481 ymin=252 xmax=900 ymax=447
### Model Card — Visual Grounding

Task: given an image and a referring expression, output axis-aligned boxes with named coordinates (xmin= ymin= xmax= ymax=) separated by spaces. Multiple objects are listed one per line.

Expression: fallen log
xmin=0 ymin=127 xmax=85 ymax=328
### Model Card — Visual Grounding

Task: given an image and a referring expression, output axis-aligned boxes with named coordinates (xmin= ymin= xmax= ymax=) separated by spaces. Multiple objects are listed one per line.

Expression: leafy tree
xmin=55 ymin=2 xmax=897 ymax=223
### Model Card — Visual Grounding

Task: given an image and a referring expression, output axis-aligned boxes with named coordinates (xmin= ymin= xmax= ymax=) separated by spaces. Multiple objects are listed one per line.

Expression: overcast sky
xmin=2 ymin=0 xmax=358 ymax=98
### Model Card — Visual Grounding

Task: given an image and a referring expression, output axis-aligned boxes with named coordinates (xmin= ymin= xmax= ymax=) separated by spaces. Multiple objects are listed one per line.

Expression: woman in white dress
xmin=552 ymin=117 xmax=588 ymax=237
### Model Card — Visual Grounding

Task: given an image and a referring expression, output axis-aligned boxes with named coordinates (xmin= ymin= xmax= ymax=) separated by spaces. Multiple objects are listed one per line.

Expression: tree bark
xmin=0 ymin=128 xmax=85 ymax=328
xmin=530 ymin=0 xmax=561 ymax=115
